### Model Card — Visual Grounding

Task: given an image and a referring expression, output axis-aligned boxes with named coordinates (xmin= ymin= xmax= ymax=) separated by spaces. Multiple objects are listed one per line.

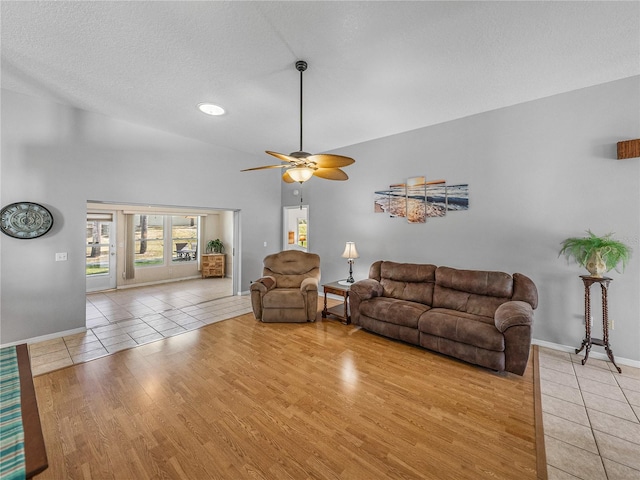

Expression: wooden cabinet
xmin=201 ymin=254 xmax=225 ymax=278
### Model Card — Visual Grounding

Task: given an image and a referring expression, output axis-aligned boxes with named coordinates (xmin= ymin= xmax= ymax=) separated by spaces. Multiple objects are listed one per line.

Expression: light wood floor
xmin=33 ymin=310 xmax=540 ymax=479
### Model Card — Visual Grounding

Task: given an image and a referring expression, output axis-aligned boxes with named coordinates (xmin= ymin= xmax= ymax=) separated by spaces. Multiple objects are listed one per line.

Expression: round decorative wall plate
xmin=1 ymin=202 xmax=54 ymax=239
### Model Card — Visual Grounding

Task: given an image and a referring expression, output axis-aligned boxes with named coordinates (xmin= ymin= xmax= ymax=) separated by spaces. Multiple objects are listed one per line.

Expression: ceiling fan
xmin=241 ymin=60 xmax=355 ymax=184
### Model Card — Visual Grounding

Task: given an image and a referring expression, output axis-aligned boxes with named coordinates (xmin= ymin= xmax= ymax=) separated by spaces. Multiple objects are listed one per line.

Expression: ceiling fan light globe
xmin=246 ymin=61 xmax=355 ymax=181
xmin=288 ymin=167 xmax=314 ymax=183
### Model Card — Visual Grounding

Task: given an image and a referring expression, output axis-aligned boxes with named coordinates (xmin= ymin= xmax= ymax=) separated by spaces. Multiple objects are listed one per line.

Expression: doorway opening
xmin=283 ymin=205 xmax=309 ymax=252
xmin=86 ymin=202 xmax=239 ymax=296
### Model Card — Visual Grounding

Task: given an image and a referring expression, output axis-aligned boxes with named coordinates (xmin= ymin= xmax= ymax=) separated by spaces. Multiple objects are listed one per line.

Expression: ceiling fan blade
xmin=307 ymin=154 xmax=355 ymax=168
xmin=266 ymin=151 xmax=298 ymax=163
xmin=241 ymin=164 xmax=289 ymax=172
xmin=266 ymin=62 xmax=356 ymax=182
xmin=282 ymin=170 xmax=295 ymax=183
xmin=313 ymin=168 xmax=348 ymax=181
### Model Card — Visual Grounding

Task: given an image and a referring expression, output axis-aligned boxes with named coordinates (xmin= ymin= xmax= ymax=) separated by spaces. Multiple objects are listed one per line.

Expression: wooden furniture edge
xmin=16 ymin=344 xmax=48 ymax=478
xmin=533 ymin=345 xmax=547 ymax=480
xmin=617 ymin=138 xmax=640 ymax=159
xmin=321 ymin=283 xmax=351 ymax=324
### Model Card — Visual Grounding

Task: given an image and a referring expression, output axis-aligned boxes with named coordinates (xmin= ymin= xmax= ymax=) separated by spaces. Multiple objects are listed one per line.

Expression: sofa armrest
xmin=250 ymin=276 xmax=276 ymax=320
xmin=251 ymin=276 xmax=277 ymax=294
xmin=350 ymin=279 xmax=383 ymax=300
xmin=497 ymin=301 xmax=534 ymax=375
xmin=300 ymin=277 xmax=319 ymax=321
xmin=494 ymin=301 xmax=533 ymax=333
xmin=349 ymin=279 xmax=383 ymax=326
xmin=300 ymin=277 xmax=319 ymax=293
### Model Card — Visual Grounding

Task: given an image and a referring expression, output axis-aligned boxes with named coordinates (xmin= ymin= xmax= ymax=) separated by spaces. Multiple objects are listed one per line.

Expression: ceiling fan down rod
xmin=296 ymin=60 xmax=307 ymax=153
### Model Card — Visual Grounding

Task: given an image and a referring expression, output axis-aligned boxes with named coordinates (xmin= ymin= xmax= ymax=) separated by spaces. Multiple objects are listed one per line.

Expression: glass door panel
xmin=86 ymin=219 xmax=116 ymax=292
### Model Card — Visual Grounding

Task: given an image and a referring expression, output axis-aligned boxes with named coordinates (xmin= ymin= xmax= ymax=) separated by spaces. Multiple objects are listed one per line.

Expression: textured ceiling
xmin=2 ymin=1 xmax=639 ymax=160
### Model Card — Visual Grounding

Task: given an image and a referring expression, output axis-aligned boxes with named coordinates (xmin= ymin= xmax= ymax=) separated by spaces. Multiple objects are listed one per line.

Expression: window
xmin=134 ymin=214 xmax=164 ymax=267
xmin=172 ymin=216 xmax=198 ymax=262
xmin=132 ymin=214 xmax=201 ymax=267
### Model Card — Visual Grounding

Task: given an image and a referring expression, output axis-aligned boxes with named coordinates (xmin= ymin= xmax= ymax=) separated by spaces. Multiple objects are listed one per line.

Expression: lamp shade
xmin=341 ymin=241 xmax=359 ymax=259
xmin=287 ymin=167 xmax=314 ymax=183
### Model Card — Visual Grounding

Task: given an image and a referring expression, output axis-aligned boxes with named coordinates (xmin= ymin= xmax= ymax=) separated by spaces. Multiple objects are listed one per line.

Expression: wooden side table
xmin=201 ymin=253 xmax=225 ymax=278
xmin=322 ymin=281 xmax=351 ymax=324
xmin=575 ymin=275 xmax=621 ymax=373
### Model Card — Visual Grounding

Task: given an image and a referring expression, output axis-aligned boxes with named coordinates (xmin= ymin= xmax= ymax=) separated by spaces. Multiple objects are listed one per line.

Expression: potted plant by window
xmin=206 ymin=239 xmax=224 ymax=254
xmin=559 ymin=230 xmax=632 ymax=278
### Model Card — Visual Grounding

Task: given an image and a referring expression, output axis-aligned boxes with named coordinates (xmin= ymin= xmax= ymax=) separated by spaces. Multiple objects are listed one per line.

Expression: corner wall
xmin=284 ymin=77 xmax=640 ymax=362
xmin=1 ymin=89 xmax=282 ymax=344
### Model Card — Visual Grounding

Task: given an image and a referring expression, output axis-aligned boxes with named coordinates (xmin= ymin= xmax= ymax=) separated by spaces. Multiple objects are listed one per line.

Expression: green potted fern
xmin=206 ymin=239 xmax=224 ymax=254
xmin=559 ymin=230 xmax=632 ymax=278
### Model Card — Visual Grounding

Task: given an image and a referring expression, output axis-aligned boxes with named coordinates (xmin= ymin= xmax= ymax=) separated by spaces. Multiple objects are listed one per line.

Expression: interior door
xmin=86 ymin=214 xmax=116 ymax=292
xmin=283 ymin=205 xmax=309 ymax=252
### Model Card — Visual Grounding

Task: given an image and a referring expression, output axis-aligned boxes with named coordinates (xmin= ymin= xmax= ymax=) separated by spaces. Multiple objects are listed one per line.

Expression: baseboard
xmin=322 ymin=292 xmax=345 ymax=301
xmin=116 ymin=275 xmax=202 ymax=290
xmin=532 ymin=338 xmax=640 ymax=369
xmin=1 ymin=327 xmax=87 ymax=348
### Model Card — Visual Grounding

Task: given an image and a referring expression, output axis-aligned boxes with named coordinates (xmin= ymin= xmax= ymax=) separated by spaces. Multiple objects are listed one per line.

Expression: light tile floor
xmin=539 ymin=346 xmax=640 ymax=480
xmin=28 ymin=278 xmax=252 ymax=376
xmin=27 ymin=287 xmax=640 ymax=479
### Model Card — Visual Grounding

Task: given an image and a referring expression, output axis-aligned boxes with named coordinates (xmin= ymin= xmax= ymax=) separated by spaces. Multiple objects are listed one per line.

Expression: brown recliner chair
xmin=251 ymin=250 xmax=321 ymax=323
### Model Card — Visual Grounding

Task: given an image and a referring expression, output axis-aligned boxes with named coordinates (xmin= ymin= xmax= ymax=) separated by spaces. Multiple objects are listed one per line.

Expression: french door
xmin=86 ymin=214 xmax=116 ymax=292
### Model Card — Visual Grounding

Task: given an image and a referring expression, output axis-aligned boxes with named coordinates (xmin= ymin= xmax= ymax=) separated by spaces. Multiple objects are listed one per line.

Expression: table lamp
xmin=341 ymin=241 xmax=359 ymax=284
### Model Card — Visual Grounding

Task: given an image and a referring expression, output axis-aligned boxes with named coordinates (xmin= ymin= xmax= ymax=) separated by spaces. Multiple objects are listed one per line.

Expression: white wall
xmin=1 ymin=89 xmax=282 ymax=344
xmin=284 ymin=77 xmax=640 ymax=362
xmin=3 ymin=78 xmax=639 ymax=363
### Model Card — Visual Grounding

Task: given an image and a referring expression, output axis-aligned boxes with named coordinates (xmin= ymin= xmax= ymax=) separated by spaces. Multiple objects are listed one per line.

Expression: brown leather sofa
xmin=349 ymin=261 xmax=538 ymax=375
xmin=251 ymin=250 xmax=321 ymax=323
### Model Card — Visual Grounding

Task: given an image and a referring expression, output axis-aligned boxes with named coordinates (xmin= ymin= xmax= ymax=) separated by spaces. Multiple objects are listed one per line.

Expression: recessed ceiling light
xmin=197 ymin=103 xmax=225 ymax=116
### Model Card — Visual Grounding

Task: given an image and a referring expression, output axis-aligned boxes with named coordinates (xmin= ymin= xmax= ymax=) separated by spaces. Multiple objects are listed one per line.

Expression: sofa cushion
xmin=359 ymin=317 xmax=420 ymax=345
xmin=436 ymin=267 xmax=513 ymax=297
xmin=263 ymin=289 xmax=305 ymax=309
xmin=418 ymin=308 xmax=505 ymax=352
xmin=263 ymin=250 xmax=321 ymax=289
xmin=419 ymin=333 xmax=506 ymax=372
xmin=512 ymin=273 xmax=539 ymax=309
xmin=360 ymin=298 xmax=430 ymax=329
xmin=432 ymin=285 xmax=512 ymax=318
xmin=433 ymin=267 xmax=513 ymax=317
xmin=379 ymin=262 xmax=436 ymax=304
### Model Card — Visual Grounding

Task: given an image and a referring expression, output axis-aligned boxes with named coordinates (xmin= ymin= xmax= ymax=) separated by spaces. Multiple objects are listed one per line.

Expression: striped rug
xmin=0 ymin=346 xmax=25 ymax=480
